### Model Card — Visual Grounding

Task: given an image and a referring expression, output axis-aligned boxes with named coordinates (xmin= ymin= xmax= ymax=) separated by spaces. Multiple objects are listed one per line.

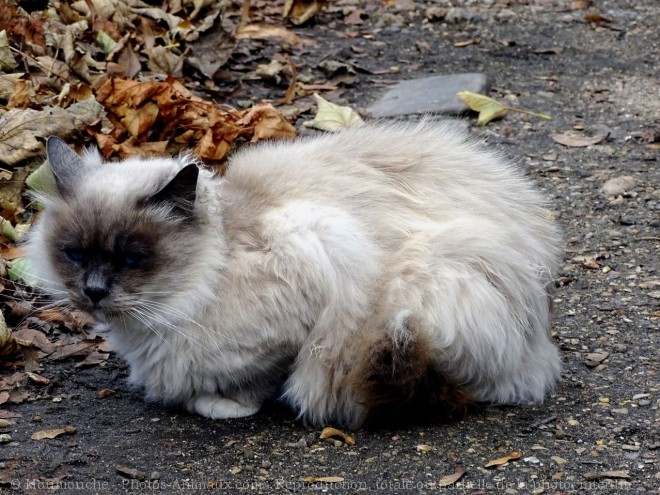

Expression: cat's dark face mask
xmin=42 ymin=137 xmax=200 ymax=321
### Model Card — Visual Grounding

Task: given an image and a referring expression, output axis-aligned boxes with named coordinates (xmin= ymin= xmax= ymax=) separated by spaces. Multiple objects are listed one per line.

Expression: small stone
xmin=445 ymin=7 xmax=473 ymax=23
xmin=613 ymin=344 xmax=628 ymax=353
xmin=612 ymin=408 xmax=628 ymax=415
xmin=149 ymin=471 xmax=161 ymax=480
xmin=524 ymin=456 xmax=540 ymax=464
xmin=0 ymin=420 xmax=10 ymax=428
xmin=554 ymin=426 xmax=565 ymax=439
xmin=638 ymin=400 xmax=651 ymax=406
xmin=621 ymin=445 xmax=640 ymax=451
xmin=585 ymin=351 xmax=609 ymax=367
xmin=551 ymin=456 xmax=568 ymax=466
xmin=367 ymin=73 xmax=490 ymax=118
xmin=602 ymin=176 xmax=636 ymax=196
xmin=425 ymin=6 xmax=447 ymax=21
xmin=633 ymin=393 xmax=650 ymax=400
xmin=0 ymin=434 xmax=12 ymax=444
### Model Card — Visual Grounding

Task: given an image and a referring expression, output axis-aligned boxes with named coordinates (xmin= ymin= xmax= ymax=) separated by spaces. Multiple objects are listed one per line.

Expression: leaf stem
xmin=505 ymin=106 xmax=552 ymax=120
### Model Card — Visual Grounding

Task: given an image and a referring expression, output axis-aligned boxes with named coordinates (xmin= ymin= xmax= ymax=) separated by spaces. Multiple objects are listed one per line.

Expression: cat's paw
xmin=186 ymin=394 xmax=260 ymax=419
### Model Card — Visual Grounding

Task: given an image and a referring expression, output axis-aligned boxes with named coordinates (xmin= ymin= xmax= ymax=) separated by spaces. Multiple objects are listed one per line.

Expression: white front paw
xmin=187 ymin=394 xmax=260 ymax=419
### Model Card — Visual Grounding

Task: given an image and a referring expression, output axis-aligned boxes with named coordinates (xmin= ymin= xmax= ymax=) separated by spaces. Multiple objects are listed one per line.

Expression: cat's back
xmin=222 ymin=120 xmax=549 ymax=228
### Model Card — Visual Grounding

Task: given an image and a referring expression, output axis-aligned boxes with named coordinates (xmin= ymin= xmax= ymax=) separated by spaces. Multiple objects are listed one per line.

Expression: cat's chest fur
xmin=105 ymin=198 xmax=381 ymax=404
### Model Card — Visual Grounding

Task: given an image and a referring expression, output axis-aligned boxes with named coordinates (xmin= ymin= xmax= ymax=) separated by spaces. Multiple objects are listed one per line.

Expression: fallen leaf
xmin=439 ymin=466 xmax=466 ymax=487
xmin=319 ymin=427 xmax=356 ymax=446
xmin=303 ymin=93 xmax=364 ymax=132
xmin=0 ymin=105 xmax=100 ymax=165
xmin=236 ymin=24 xmax=301 ymax=45
xmin=571 ymin=0 xmax=591 ymax=9
xmin=31 ymin=426 xmax=76 ymax=440
xmin=458 ymin=91 xmax=508 ymax=125
xmin=283 ymin=0 xmax=323 ymax=25
xmin=116 ymin=465 xmax=146 ymax=480
xmin=26 ymin=372 xmax=50 ymax=385
xmin=0 ymin=30 xmax=18 ymax=70
xmin=453 ymin=38 xmax=480 ymax=47
xmin=552 ymin=132 xmax=608 ymax=147
xmin=584 ymin=470 xmax=629 ymax=481
xmin=303 ymin=476 xmax=345 ymax=483
xmin=485 ymin=452 xmax=521 ymax=468
xmin=74 ymin=351 xmax=110 ymax=368
xmin=533 ymin=47 xmax=563 ymax=54
xmin=458 ymin=91 xmax=551 ymax=125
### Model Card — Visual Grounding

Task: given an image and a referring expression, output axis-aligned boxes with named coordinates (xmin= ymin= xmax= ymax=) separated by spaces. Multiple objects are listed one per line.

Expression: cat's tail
xmin=348 ymin=310 xmax=473 ymax=425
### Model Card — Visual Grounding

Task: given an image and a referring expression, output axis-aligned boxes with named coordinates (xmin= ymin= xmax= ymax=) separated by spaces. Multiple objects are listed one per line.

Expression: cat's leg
xmin=186 ymin=393 xmax=260 ymax=419
xmin=283 ymin=335 xmax=368 ymax=428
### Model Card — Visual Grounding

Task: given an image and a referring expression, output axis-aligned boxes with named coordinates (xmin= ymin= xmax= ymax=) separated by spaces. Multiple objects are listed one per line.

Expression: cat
xmin=27 ymin=121 xmax=561 ymax=428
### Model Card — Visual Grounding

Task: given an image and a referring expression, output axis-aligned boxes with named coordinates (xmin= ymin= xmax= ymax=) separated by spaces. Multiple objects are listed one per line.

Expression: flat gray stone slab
xmin=367 ymin=73 xmax=490 ymax=118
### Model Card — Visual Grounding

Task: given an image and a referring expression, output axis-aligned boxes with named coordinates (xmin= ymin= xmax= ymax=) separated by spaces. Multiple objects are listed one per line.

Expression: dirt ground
xmin=2 ymin=0 xmax=659 ymax=493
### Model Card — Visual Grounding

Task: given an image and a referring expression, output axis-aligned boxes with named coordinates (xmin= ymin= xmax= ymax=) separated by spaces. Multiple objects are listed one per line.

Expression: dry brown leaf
xmin=303 ymin=476 xmax=345 ymax=483
xmin=26 ymin=372 xmax=50 ymax=385
xmin=98 ymin=388 xmax=116 ymax=398
xmin=485 ymin=452 xmax=521 ymax=467
xmin=319 ymin=427 xmax=356 ymax=446
xmin=96 ymin=77 xmax=296 ymax=166
xmin=284 ymin=0 xmax=323 ymax=25
xmin=236 ymin=24 xmax=301 ymax=45
xmin=439 ymin=466 xmax=466 ymax=487
xmin=552 ymin=132 xmax=608 ymax=147
xmin=74 ymin=351 xmax=110 ymax=368
xmin=31 ymin=426 xmax=76 ymax=440
xmin=0 ymin=103 xmax=101 ymax=165
xmin=236 ymin=103 xmax=297 ymax=143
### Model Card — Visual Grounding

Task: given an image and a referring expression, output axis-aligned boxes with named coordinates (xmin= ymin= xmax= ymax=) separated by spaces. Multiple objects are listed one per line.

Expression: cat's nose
xmin=84 ymin=286 xmax=109 ymax=304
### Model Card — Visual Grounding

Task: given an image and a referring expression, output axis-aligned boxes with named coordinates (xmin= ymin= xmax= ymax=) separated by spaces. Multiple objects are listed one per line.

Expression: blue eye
xmin=63 ymin=248 xmax=86 ymax=263
xmin=123 ymin=254 xmax=143 ymax=267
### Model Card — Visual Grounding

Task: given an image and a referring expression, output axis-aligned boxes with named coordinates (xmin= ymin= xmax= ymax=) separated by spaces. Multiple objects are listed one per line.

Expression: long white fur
xmin=28 ymin=121 xmax=561 ymax=427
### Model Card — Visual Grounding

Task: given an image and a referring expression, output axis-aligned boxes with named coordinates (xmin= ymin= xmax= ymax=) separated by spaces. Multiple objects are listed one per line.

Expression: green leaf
xmin=0 ymin=218 xmax=16 ymax=241
xmin=0 ymin=30 xmax=18 ymax=70
xmin=7 ymin=258 xmax=37 ymax=287
xmin=25 ymin=160 xmax=56 ymax=195
xmin=96 ymin=31 xmax=117 ymax=55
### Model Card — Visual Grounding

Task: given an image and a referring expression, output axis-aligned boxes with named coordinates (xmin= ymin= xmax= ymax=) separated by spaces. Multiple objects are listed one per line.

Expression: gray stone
xmin=367 ymin=73 xmax=490 ymax=118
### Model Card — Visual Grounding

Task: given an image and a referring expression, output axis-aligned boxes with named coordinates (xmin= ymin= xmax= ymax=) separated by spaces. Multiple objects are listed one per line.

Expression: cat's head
xmin=27 ymin=137 xmax=203 ymax=322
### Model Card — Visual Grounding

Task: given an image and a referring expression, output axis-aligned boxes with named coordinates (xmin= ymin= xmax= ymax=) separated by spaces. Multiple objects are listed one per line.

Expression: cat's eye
xmin=63 ymin=248 xmax=86 ymax=263
xmin=122 ymin=253 xmax=144 ymax=267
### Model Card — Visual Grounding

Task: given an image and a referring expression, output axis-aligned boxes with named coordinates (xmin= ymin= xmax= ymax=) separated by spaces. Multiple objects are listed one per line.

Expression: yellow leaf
xmin=458 ymin=91 xmax=551 ymax=125
xmin=303 ymin=93 xmax=364 ymax=132
xmin=319 ymin=427 xmax=356 ymax=446
xmin=457 ymin=91 xmax=508 ymax=125
xmin=485 ymin=451 xmax=521 ymax=468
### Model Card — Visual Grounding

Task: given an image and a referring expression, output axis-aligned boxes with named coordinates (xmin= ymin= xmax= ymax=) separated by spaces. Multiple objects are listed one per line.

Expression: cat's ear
xmin=46 ymin=136 xmax=84 ymax=197
xmin=147 ymin=163 xmax=199 ymax=217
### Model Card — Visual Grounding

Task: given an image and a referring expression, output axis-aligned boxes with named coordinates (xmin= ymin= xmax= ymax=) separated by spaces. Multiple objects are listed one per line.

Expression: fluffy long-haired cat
xmin=27 ymin=121 xmax=561 ymax=428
